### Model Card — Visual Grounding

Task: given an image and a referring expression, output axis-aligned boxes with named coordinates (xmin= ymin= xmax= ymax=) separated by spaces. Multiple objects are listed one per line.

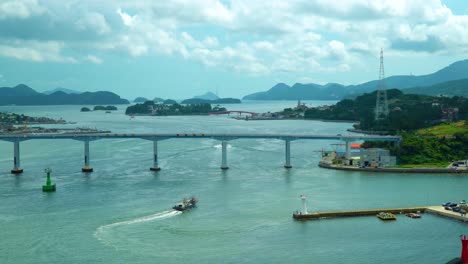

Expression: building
xmin=360 ymin=148 xmax=396 ymax=168
xmin=442 ymin=107 xmax=459 ymax=122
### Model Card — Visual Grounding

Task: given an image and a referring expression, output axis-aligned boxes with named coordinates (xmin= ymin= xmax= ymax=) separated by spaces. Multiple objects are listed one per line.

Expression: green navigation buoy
xmin=42 ymin=168 xmax=56 ymax=192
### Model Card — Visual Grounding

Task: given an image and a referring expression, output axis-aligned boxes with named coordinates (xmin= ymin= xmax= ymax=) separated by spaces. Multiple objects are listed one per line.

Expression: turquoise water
xmin=0 ymin=102 xmax=467 ymax=263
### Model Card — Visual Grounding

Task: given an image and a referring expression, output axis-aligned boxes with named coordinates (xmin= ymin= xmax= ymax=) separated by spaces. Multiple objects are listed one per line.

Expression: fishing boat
xmin=173 ymin=197 xmax=198 ymax=211
xmin=405 ymin=213 xmax=421 ymax=219
xmin=377 ymin=212 xmax=396 ymax=221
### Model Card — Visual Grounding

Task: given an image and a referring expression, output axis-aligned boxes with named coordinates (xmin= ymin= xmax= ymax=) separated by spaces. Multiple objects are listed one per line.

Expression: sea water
xmin=0 ymin=101 xmax=466 ymax=264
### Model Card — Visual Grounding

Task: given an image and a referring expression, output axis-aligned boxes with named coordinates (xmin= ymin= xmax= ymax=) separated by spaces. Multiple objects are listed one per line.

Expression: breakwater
xmin=319 ymin=162 xmax=467 ymax=174
xmin=293 ymin=206 xmax=468 ymax=224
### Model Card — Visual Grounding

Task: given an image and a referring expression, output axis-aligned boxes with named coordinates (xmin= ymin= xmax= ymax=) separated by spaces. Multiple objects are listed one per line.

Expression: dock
xmin=293 ymin=205 xmax=468 ymax=223
xmin=319 ymin=162 xmax=468 ymax=174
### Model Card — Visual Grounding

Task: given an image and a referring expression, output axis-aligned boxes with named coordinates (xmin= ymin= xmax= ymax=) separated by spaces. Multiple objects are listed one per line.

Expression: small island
xmin=125 ymin=101 xmax=226 ymax=116
xmin=181 ymin=98 xmax=241 ymax=104
xmin=93 ymin=105 xmax=117 ymax=111
xmin=81 ymin=106 xmax=117 ymax=112
xmin=0 ymin=111 xmax=109 ymax=134
xmin=0 ymin=112 xmax=66 ymax=125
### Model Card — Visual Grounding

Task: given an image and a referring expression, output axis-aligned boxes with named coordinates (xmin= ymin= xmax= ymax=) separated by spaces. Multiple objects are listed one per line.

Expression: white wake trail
xmin=94 ymin=210 xmax=182 ymax=241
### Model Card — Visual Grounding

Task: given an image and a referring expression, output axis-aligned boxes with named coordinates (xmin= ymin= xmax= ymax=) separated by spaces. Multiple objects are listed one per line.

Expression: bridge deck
xmin=0 ymin=133 xmax=401 ymax=142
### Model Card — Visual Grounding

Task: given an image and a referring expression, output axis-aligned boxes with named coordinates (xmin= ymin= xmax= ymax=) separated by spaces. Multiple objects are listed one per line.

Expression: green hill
xmin=417 ymin=121 xmax=467 ymax=137
xmin=0 ymin=84 xmax=129 ymax=105
xmin=304 ymin=89 xmax=468 ymax=132
xmin=403 ymin=78 xmax=468 ymax=97
xmin=181 ymin=98 xmax=241 ymax=104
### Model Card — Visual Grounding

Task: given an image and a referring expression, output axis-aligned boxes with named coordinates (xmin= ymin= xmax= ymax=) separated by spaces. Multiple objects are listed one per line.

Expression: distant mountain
xmin=43 ymin=87 xmax=81 ymax=95
xmin=181 ymin=98 xmax=241 ymax=104
xmin=134 ymin=97 xmax=149 ymax=103
xmin=0 ymin=84 xmax=129 ymax=105
xmin=243 ymin=59 xmax=468 ymax=100
xmin=243 ymin=83 xmax=347 ymax=100
xmin=0 ymin=84 xmax=40 ymax=96
xmin=194 ymin=92 xmax=219 ymax=100
xmin=403 ymin=78 xmax=468 ymax=97
xmin=154 ymin=97 xmax=164 ymax=103
xmin=163 ymin=99 xmax=177 ymax=104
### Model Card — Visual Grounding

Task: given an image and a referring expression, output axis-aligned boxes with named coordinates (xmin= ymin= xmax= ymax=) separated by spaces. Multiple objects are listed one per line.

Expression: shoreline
xmin=318 ymin=162 xmax=468 ymax=174
xmin=347 ymin=128 xmax=389 ymax=135
xmin=238 ymin=117 xmax=357 ymax=123
xmin=127 ymin=113 xmax=210 ymax=116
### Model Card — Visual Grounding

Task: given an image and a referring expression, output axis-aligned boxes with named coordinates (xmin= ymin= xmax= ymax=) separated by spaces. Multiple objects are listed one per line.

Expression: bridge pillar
xmin=284 ymin=139 xmax=292 ymax=169
xmin=150 ymin=140 xmax=161 ymax=171
xmin=82 ymin=140 xmax=93 ymax=172
xmin=221 ymin=141 xmax=229 ymax=170
xmin=11 ymin=140 xmax=23 ymax=174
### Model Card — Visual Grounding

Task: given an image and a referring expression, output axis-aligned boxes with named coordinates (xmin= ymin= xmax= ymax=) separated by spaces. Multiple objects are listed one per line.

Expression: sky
xmin=0 ymin=0 xmax=467 ymax=100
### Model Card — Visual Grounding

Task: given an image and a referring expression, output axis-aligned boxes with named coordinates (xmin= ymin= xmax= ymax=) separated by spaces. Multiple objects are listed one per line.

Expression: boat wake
xmin=94 ymin=210 xmax=182 ymax=242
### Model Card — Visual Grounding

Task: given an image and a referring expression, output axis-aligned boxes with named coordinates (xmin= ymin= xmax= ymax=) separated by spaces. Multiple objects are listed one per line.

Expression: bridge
xmin=208 ymin=111 xmax=257 ymax=116
xmin=0 ymin=133 xmax=401 ymax=174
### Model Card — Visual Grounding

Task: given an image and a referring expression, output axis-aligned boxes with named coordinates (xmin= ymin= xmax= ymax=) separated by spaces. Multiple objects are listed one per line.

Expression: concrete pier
xmin=11 ymin=140 xmax=23 ymax=174
xmin=150 ymin=140 xmax=161 ymax=171
xmin=221 ymin=141 xmax=229 ymax=170
xmin=293 ymin=205 xmax=468 ymax=223
xmin=82 ymin=140 xmax=93 ymax=172
xmin=293 ymin=206 xmax=427 ymax=220
xmin=284 ymin=139 xmax=292 ymax=169
xmin=425 ymin=206 xmax=468 ymax=223
xmin=319 ymin=162 xmax=468 ymax=174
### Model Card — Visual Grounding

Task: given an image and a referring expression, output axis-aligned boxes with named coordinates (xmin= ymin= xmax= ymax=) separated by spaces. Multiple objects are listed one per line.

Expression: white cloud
xmin=0 ymin=40 xmax=76 ymax=63
xmin=0 ymin=0 xmax=467 ymax=75
xmin=75 ymin=12 xmax=111 ymax=35
xmin=85 ymin=55 xmax=103 ymax=64
xmin=117 ymin=8 xmax=136 ymax=27
xmin=0 ymin=0 xmax=45 ymax=20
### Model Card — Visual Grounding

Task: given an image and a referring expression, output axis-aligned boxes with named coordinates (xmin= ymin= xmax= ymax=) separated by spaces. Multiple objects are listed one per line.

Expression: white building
xmin=360 ymin=148 xmax=396 ymax=168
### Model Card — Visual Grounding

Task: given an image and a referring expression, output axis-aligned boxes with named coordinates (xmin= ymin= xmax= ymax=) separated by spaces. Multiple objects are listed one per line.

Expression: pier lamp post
xmin=300 ymin=194 xmax=308 ymax=214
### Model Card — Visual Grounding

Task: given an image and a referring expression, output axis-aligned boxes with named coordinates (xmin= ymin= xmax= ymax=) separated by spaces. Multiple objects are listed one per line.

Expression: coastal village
xmin=0 ymin=111 xmax=106 ymax=134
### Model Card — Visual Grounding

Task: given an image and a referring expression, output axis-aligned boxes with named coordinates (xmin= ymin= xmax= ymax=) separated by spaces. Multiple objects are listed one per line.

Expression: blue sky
xmin=0 ymin=0 xmax=467 ymax=100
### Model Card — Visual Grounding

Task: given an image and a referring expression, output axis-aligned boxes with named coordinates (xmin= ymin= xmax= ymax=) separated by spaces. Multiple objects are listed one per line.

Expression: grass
xmin=391 ymin=162 xmax=450 ymax=168
xmin=417 ymin=121 xmax=467 ymax=137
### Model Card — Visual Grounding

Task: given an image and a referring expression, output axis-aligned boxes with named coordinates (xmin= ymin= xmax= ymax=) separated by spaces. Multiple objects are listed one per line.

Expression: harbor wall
xmin=319 ymin=162 xmax=467 ymax=174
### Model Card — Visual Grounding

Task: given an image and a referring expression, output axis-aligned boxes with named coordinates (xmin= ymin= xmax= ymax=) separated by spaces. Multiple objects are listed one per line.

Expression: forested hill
xmin=0 ymin=84 xmax=129 ymax=105
xmin=304 ymin=89 xmax=468 ymax=133
xmin=180 ymin=98 xmax=241 ymax=104
xmin=362 ymin=123 xmax=468 ymax=166
xmin=403 ymin=78 xmax=468 ymax=97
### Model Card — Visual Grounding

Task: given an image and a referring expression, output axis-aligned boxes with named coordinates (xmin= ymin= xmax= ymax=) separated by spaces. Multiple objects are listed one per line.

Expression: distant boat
xmin=172 ymin=197 xmax=198 ymax=211
xmin=377 ymin=212 xmax=396 ymax=220
xmin=105 ymin=111 xmax=111 ymax=114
